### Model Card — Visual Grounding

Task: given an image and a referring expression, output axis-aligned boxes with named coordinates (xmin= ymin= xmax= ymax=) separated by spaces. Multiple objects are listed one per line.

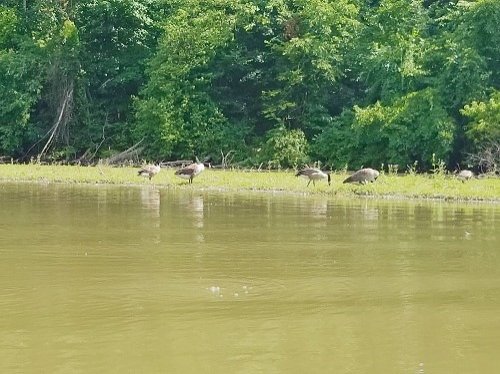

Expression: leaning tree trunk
xmin=38 ymin=78 xmax=74 ymax=159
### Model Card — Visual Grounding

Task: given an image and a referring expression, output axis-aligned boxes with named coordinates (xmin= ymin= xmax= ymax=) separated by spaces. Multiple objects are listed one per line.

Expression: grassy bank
xmin=0 ymin=163 xmax=499 ymax=202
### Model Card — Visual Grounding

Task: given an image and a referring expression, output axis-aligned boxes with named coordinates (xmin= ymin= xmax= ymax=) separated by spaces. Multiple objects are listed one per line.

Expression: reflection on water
xmin=0 ymin=182 xmax=499 ymax=373
xmin=139 ymin=187 xmax=161 ymax=219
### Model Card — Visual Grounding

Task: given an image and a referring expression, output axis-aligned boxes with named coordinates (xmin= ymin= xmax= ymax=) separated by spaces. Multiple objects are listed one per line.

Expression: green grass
xmin=0 ymin=163 xmax=499 ymax=202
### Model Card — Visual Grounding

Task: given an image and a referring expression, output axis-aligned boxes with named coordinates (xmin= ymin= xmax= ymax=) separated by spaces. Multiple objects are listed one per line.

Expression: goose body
xmin=457 ymin=169 xmax=474 ymax=182
xmin=175 ymin=160 xmax=206 ymax=183
xmin=138 ymin=164 xmax=161 ymax=180
xmin=343 ymin=168 xmax=379 ymax=184
xmin=296 ymin=167 xmax=331 ymax=187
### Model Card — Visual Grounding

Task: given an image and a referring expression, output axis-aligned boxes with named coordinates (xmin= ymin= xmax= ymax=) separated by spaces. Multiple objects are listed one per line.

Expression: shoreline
xmin=1 ymin=164 xmax=499 ymax=204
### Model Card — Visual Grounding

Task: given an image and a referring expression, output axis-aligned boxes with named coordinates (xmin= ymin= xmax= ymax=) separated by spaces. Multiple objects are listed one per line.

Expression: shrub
xmin=260 ymin=127 xmax=309 ymax=168
xmin=461 ymin=90 xmax=500 ymax=153
xmin=312 ymin=89 xmax=455 ymax=170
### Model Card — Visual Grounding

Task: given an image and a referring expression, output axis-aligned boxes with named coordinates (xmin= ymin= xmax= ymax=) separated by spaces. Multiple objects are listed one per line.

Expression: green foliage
xmin=431 ymin=153 xmax=447 ymax=176
xmin=456 ymin=0 xmax=500 ymax=86
xmin=461 ymin=90 xmax=500 ymax=150
xmin=0 ymin=4 xmax=47 ymax=155
xmin=0 ymin=2 xmax=81 ymax=157
xmin=0 ymin=0 xmax=498 ymax=170
xmin=0 ymin=48 xmax=44 ymax=154
xmin=260 ymin=126 xmax=309 ymax=168
xmin=134 ymin=0 xmax=238 ymax=159
xmin=310 ymin=111 xmax=356 ymax=168
xmin=314 ymin=89 xmax=454 ymax=169
xmin=0 ymin=6 xmax=17 ymax=48
xmin=358 ymin=89 xmax=454 ymax=168
xmin=260 ymin=0 xmax=360 ymax=134
xmin=358 ymin=0 xmax=430 ymax=102
xmin=434 ymin=41 xmax=488 ymax=110
xmin=74 ymin=0 xmax=161 ymax=155
xmin=134 ymin=0 xmax=361 ymax=161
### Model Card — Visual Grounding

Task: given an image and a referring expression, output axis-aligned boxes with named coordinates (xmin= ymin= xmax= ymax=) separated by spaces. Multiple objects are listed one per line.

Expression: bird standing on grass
xmin=343 ymin=168 xmax=379 ymax=184
xmin=457 ymin=169 xmax=474 ymax=182
xmin=137 ymin=163 xmax=161 ymax=180
xmin=175 ymin=157 xmax=211 ymax=184
xmin=295 ymin=167 xmax=331 ymax=187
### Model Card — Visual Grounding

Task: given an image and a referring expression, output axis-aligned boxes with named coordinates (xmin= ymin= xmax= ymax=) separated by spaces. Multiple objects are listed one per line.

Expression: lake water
xmin=0 ymin=182 xmax=499 ymax=373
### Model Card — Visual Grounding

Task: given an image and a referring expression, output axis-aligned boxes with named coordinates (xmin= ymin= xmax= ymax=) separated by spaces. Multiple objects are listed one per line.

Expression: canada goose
xmin=137 ymin=163 xmax=161 ymax=180
xmin=457 ymin=169 xmax=474 ymax=182
xmin=343 ymin=168 xmax=379 ymax=184
xmin=295 ymin=167 xmax=331 ymax=187
xmin=175 ymin=157 xmax=211 ymax=184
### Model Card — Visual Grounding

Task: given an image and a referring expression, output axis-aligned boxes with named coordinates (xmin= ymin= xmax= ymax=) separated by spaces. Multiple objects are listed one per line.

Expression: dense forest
xmin=0 ymin=0 xmax=499 ymax=171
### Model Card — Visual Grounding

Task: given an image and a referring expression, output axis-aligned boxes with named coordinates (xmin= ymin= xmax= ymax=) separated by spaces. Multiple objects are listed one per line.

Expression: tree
xmin=0 ymin=0 xmax=498 ymax=168
xmin=313 ymin=88 xmax=454 ymax=169
xmin=355 ymin=0 xmax=430 ymax=103
xmin=74 ymin=0 xmax=162 ymax=158
xmin=0 ymin=4 xmax=50 ymax=156
xmin=134 ymin=0 xmax=240 ymax=159
xmin=461 ymin=90 xmax=500 ymax=156
xmin=134 ymin=0 xmax=360 ymax=163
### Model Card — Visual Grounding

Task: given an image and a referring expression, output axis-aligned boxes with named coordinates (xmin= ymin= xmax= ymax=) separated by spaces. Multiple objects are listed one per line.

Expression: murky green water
xmin=1 ymin=183 xmax=499 ymax=373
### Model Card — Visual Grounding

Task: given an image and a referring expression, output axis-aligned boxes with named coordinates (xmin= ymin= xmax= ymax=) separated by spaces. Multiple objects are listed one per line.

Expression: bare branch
xmin=220 ymin=150 xmax=235 ymax=169
xmin=37 ymin=81 xmax=74 ymax=160
xmin=104 ymin=138 xmax=145 ymax=165
xmin=466 ymin=141 xmax=500 ymax=174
